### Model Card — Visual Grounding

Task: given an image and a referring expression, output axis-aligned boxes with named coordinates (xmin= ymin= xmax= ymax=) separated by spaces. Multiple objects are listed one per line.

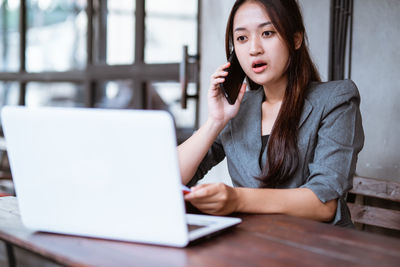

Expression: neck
xmin=262 ymin=76 xmax=287 ymax=104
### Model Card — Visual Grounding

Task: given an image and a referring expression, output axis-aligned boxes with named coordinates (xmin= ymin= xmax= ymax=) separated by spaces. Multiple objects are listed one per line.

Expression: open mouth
xmin=252 ymin=61 xmax=267 ymax=73
xmin=253 ymin=62 xmax=266 ymax=68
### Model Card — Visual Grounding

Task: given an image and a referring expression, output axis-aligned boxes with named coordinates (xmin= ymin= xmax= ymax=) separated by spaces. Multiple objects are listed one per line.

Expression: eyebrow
xmin=234 ymin=21 xmax=273 ymax=32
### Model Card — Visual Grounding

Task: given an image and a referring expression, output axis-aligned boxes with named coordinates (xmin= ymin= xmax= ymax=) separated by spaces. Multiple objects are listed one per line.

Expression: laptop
xmin=1 ymin=106 xmax=241 ymax=247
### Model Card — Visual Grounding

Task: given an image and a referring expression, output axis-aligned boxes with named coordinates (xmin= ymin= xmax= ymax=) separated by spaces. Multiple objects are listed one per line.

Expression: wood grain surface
xmin=1 ymin=197 xmax=400 ymax=267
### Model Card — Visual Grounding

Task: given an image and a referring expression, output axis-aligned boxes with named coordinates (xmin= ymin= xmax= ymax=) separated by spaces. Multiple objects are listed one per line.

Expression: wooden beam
xmin=350 ymin=176 xmax=400 ymax=203
xmin=348 ymin=203 xmax=400 ymax=231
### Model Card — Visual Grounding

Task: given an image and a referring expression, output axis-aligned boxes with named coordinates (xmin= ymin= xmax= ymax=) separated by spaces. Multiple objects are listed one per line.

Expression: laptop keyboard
xmin=187 ymin=224 xmax=207 ymax=232
xmin=186 ymin=215 xmax=217 ymax=233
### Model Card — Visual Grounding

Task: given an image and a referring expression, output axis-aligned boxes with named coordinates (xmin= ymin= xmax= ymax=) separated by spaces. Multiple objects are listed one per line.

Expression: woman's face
xmin=233 ymin=1 xmax=290 ymax=89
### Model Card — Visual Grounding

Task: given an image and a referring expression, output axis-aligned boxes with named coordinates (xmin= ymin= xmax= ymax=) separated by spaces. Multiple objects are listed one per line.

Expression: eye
xmin=236 ymin=35 xmax=247 ymax=42
xmin=262 ymin=31 xmax=274 ymax=37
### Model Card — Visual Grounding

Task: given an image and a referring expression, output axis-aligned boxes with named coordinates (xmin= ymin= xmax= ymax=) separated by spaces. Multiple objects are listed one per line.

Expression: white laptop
xmin=1 ymin=106 xmax=241 ymax=247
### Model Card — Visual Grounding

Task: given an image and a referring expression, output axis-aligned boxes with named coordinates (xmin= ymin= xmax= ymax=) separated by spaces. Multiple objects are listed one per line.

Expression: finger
xmin=189 ymin=197 xmax=219 ymax=206
xmin=211 ymin=70 xmax=229 ymax=79
xmin=184 ymin=184 xmax=218 ymax=200
xmin=191 ymin=183 xmax=219 ymax=194
xmin=211 ymin=78 xmax=225 ymax=87
xmin=184 ymin=189 xmax=209 ymax=200
xmin=217 ymin=62 xmax=230 ymax=72
xmin=193 ymin=202 xmax=227 ymax=216
xmin=194 ymin=206 xmax=219 ymax=215
xmin=189 ymin=201 xmax=221 ymax=212
xmin=184 ymin=192 xmax=219 ymax=203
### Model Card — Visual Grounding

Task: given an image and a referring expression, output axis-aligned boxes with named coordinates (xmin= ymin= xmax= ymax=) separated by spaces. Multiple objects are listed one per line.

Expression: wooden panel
xmin=350 ymin=176 xmax=400 ymax=202
xmin=348 ymin=203 xmax=400 ymax=231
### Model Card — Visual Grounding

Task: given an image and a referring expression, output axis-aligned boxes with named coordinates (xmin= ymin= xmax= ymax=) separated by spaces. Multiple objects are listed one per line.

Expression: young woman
xmin=178 ymin=0 xmax=364 ymax=227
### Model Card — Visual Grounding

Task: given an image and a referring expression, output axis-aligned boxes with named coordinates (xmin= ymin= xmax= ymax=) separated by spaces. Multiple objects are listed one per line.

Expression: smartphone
xmin=219 ymin=51 xmax=246 ymax=105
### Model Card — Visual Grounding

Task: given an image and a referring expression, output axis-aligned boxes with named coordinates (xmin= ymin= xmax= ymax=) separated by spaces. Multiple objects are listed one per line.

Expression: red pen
xmin=181 ymin=185 xmax=191 ymax=195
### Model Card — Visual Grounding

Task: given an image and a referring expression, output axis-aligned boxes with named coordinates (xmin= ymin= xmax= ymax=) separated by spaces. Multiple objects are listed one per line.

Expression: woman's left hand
xmin=184 ymin=183 xmax=240 ymax=215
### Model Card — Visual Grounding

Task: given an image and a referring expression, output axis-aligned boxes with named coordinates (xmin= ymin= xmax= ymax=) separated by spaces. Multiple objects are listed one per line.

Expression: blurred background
xmin=0 ymin=0 xmax=200 ymax=196
xmin=0 ymin=0 xmax=200 ymax=129
xmin=0 ymin=0 xmax=399 ymax=232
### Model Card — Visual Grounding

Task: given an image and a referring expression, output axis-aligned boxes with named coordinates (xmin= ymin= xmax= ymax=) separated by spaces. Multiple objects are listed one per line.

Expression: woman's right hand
xmin=207 ymin=62 xmax=246 ymax=127
xmin=177 ymin=62 xmax=245 ymax=184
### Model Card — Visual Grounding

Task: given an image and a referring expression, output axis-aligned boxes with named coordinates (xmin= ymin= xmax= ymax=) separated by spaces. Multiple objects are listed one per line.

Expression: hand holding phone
xmin=219 ymin=51 xmax=246 ymax=105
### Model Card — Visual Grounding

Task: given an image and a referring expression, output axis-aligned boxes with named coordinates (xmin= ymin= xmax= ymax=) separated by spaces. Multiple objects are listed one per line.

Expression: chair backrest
xmin=347 ymin=176 xmax=400 ymax=231
xmin=0 ymin=136 xmax=12 ymax=181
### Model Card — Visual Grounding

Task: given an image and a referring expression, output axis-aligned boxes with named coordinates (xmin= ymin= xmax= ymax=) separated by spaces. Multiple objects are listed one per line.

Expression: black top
xmin=259 ymin=135 xmax=270 ymax=169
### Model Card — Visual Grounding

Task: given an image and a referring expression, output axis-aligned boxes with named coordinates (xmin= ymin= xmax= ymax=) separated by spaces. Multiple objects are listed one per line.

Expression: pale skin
xmin=178 ymin=1 xmax=337 ymax=222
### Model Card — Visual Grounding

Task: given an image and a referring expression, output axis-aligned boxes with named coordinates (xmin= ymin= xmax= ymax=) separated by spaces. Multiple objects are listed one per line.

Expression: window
xmin=0 ymin=0 xmax=200 ymax=143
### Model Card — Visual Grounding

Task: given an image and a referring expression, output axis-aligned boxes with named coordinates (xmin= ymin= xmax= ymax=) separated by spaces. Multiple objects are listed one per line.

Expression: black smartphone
xmin=219 ymin=51 xmax=246 ymax=105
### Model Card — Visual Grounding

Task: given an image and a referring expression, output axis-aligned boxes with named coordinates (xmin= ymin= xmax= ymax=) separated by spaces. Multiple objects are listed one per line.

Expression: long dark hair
xmin=225 ymin=0 xmax=321 ymax=187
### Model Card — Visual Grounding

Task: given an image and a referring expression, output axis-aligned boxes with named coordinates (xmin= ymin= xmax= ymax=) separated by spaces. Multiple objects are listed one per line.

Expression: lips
xmin=252 ymin=60 xmax=267 ymax=73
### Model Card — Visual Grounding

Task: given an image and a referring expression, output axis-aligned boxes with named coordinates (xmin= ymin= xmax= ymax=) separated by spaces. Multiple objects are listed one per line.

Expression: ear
xmin=294 ymin=32 xmax=303 ymax=50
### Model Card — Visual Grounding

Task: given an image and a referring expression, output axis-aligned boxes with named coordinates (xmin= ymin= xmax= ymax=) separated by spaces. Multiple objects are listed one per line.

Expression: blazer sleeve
xmin=186 ymin=134 xmax=226 ymax=187
xmin=300 ymin=80 xmax=364 ymax=203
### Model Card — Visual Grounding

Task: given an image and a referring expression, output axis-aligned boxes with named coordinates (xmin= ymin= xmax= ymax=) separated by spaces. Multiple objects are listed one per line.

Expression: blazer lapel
xmin=229 ymin=89 xmax=313 ymax=181
xmin=299 ymin=98 xmax=313 ymax=129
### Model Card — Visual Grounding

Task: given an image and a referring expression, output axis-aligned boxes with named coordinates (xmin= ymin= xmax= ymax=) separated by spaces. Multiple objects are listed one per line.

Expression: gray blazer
xmin=188 ymin=80 xmax=365 ymax=227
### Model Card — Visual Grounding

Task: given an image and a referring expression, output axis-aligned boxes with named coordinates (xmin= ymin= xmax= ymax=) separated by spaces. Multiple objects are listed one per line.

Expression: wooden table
xmin=1 ymin=196 xmax=400 ymax=267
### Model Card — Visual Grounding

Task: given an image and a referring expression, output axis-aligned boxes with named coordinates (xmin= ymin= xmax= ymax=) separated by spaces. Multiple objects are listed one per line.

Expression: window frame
xmin=0 ymin=0 xmax=201 ymax=133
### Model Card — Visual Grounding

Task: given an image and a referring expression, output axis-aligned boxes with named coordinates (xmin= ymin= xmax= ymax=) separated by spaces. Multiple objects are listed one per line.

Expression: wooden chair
xmin=0 ymin=136 xmax=11 ymax=180
xmin=347 ymin=175 xmax=400 ymax=231
xmin=0 ymin=135 xmax=13 ymax=197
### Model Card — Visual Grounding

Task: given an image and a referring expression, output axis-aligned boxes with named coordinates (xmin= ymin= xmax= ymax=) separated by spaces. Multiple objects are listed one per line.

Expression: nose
xmin=249 ymin=36 xmax=263 ymax=56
